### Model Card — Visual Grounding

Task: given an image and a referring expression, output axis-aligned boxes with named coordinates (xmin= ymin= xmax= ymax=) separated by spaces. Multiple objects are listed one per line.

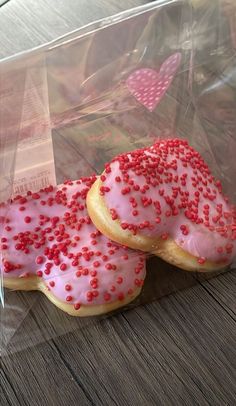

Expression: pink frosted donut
xmin=0 ymin=176 xmax=146 ymax=316
xmin=87 ymin=139 xmax=236 ymax=272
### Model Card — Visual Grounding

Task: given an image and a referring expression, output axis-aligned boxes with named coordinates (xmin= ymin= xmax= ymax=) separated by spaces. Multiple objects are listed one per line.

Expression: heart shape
xmin=126 ymin=52 xmax=181 ymax=112
xmin=1 ymin=177 xmax=146 ymax=315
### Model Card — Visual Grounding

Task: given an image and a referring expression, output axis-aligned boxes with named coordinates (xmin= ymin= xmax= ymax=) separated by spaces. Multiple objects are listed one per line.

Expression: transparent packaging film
xmin=0 ymin=0 xmax=235 ymax=355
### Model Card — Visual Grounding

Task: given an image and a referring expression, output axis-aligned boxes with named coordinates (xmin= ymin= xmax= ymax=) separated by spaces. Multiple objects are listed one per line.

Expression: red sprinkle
xmin=198 ymin=257 xmax=206 ymax=265
xmin=36 ymin=256 xmax=44 ymax=265
xmin=60 ymin=263 xmax=67 ymax=271
xmin=24 ymin=216 xmax=31 ymax=224
xmin=66 ymin=295 xmax=73 ymax=302
xmin=74 ymin=303 xmax=81 ymax=310
xmin=49 ymin=281 xmax=55 ymax=287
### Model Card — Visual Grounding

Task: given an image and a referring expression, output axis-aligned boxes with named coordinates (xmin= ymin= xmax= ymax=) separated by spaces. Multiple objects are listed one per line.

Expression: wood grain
xmin=0 ymin=0 xmax=146 ymax=58
xmin=2 ymin=277 xmax=236 ymax=405
xmin=197 ymin=270 xmax=236 ymax=319
xmin=0 ymin=0 xmax=11 ymax=7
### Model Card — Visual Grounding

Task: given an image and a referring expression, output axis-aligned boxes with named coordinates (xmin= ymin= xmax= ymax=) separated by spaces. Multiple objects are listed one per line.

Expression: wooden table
xmin=1 ymin=1 xmax=236 ymax=405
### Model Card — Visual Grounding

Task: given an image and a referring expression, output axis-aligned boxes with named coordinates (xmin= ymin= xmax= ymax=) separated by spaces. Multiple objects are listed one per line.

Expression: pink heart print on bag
xmin=126 ymin=52 xmax=182 ymax=112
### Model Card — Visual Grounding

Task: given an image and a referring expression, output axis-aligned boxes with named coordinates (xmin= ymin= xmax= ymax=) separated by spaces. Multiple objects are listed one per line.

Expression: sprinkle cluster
xmin=1 ymin=177 xmax=146 ymax=309
xmin=99 ymin=139 xmax=236 ymax=264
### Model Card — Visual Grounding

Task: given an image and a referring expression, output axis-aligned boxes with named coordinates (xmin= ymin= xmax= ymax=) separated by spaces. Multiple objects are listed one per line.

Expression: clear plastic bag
xmin=0 ymin=0 xmax=235 ymax=355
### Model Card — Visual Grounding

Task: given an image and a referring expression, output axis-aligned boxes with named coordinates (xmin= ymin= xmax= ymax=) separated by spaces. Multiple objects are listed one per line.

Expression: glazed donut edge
xmin=86 ymin=176 xmax=229 ymax=273
xmin=4 ymin=275 xmax=142 ymax=317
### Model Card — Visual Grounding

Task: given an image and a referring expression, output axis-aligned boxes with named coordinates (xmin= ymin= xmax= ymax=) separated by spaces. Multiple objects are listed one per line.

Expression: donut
xmin=0 ymin=176 xmax=146 ymax=316
xmin=86 ymin=139 xmax=236 ymax=272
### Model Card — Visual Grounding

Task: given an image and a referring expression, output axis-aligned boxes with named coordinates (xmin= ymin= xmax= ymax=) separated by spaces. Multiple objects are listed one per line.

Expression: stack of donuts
xmin=1 ymin=138 xmax=235 ymax=316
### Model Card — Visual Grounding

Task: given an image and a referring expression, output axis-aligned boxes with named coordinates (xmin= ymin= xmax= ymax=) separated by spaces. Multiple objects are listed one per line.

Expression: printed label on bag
xmin=12 ymin=60 xmax=56 ymax=196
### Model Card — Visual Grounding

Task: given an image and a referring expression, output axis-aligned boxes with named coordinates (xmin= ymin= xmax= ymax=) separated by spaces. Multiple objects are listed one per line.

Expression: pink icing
xmin=100 ymin=139 xmax=236 ymax=264
xmin=0 ymin=177 xmax=146 ymax=309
